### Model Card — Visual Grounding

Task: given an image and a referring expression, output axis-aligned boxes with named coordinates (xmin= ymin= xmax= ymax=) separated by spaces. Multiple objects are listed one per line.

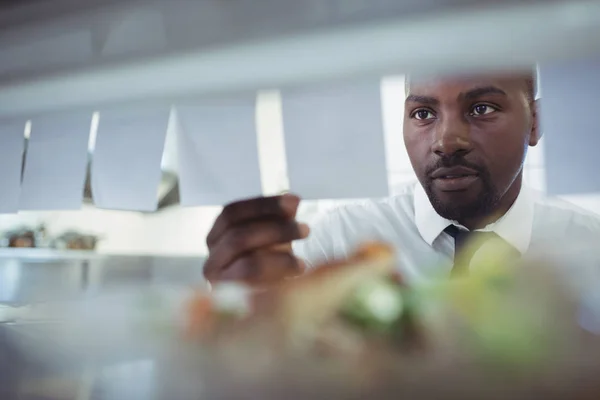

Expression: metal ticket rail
xmin=0 ymin=0 xmax=599 ymax=118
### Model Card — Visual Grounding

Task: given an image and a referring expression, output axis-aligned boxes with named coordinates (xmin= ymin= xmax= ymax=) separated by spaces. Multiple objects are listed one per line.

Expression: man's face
xmin=403 ymin=72 xmax=540 ymax=226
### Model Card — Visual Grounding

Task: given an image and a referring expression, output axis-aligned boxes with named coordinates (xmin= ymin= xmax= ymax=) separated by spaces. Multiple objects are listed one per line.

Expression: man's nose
xmin=431 ymin=114 xmax=472 ymax=156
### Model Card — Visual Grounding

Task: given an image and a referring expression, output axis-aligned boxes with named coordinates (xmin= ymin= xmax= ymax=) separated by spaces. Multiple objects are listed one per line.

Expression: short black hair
xmin=405 ymin=68 xmax=538 ymax=101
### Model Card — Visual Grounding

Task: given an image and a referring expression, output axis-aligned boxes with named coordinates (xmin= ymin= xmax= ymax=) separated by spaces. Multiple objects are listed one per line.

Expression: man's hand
xmin=203 ymin=194 xmax=310 ymax=285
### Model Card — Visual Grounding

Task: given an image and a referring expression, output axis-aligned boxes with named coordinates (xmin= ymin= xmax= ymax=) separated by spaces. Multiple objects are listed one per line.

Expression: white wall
xmin=2 ymin=75 xmax=598 ymax=256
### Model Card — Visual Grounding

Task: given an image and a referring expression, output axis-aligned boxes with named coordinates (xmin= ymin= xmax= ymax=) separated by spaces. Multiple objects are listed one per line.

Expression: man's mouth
xmin=431 ymin=166 xmax=479 ymax=179
xmin=438 ymin=174 xmax=477 ymax=179
xmin=431 ymin=166 xmax=480 ymax=191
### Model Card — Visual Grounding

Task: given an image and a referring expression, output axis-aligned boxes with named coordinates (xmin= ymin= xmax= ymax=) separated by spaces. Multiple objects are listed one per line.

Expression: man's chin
xmin=427 ymin=188 xmax=488 ymax=222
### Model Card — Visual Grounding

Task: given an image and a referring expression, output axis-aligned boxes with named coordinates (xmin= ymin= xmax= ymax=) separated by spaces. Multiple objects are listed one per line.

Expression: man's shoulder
xmin=533 ymin=193 xmax=600 ymax=235
xmin=322 ymin=182 xmax=417 ymax=224
xmin=295 ymin=183 xmax=419 ymax=266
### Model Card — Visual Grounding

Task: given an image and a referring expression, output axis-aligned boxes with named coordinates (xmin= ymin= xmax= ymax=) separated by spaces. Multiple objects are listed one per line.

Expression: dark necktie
xmin=443 ymin=225 xmax=518 ymax=277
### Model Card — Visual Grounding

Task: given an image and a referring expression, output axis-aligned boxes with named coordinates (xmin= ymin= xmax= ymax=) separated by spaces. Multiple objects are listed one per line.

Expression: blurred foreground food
xmin=4 ymin=239 xmax=600 ymax=400
xmin=160 ymin=240 xmax=600 ymax=399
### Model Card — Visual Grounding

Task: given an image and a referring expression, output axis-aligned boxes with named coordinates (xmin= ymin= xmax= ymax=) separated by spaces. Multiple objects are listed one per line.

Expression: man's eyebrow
xmin=462 ymin=86 xmax=507 ymax=100
xmin=405 ymin=94 xmax=439 ymax=106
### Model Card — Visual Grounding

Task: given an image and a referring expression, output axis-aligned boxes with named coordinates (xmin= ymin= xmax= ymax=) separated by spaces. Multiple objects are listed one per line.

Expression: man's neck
xmin=458 ymin=177 xmax=523 ymax=231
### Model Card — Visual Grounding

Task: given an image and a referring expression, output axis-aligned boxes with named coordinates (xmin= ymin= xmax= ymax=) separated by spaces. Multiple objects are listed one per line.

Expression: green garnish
xmin=341 ymin=278 xmax=404 ymax=333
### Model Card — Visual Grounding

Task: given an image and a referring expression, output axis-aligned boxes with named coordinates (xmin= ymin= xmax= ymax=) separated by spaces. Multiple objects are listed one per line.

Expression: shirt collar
xmin=414 ymin=182 xmax=534 ymax=254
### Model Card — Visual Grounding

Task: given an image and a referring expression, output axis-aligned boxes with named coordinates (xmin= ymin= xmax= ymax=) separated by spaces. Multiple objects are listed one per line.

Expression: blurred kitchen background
xmin=0 ymin=78 xmax=595 ymax=256
xmin=0 ymin=0 xmax=599 ymax=309
xmin=1 ymin=0 xmax=599 ymax=256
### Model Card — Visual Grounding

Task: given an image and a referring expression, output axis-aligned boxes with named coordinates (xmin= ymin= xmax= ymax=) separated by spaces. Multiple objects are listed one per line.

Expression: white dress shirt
xmin=293 ymin=181 xmax=600 ymax=283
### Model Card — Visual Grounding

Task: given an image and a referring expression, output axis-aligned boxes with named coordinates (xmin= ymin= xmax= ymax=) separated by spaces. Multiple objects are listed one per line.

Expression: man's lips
xmin=431 ymin=166 xmax=479 ymax=179
xmin=430 ymin=166 xmax=480 ymax=191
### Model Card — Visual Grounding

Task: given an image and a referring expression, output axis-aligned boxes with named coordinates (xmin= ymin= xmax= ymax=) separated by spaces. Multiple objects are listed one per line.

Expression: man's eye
xmin=412 ymin=109 xmax=435 ymax=120
xmin=470 ymin=104 xmax=497 ymax=116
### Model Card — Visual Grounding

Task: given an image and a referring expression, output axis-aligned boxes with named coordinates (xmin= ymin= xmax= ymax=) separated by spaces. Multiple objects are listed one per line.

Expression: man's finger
xmin=269 ymin=243 xmax=293 ymax=252
xmin=203 ymin=220 xmax=309 ymax=279
xmin=217 ymin=252 xmax=305 ymax=285
xmin=206 ymin=194 xmax=300 ymax=248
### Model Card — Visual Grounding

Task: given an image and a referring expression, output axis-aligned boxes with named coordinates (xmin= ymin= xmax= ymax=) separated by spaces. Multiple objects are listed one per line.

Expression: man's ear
xmin=528 ymin=99 xmax=542 ymax=146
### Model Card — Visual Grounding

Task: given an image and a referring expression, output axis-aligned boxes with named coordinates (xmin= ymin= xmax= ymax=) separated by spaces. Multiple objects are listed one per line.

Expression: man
xmin=203 ymin=69 xmax=600 ymax=285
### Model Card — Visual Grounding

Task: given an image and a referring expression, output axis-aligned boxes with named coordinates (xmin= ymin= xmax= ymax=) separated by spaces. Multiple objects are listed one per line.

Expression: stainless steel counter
xmin=0 ymin=249 xmax=208 ymax=399
xmin=0 ymin=249 xmax=206 ymax=305
xmin=0 ymin=321 xmax=166 ymax=400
